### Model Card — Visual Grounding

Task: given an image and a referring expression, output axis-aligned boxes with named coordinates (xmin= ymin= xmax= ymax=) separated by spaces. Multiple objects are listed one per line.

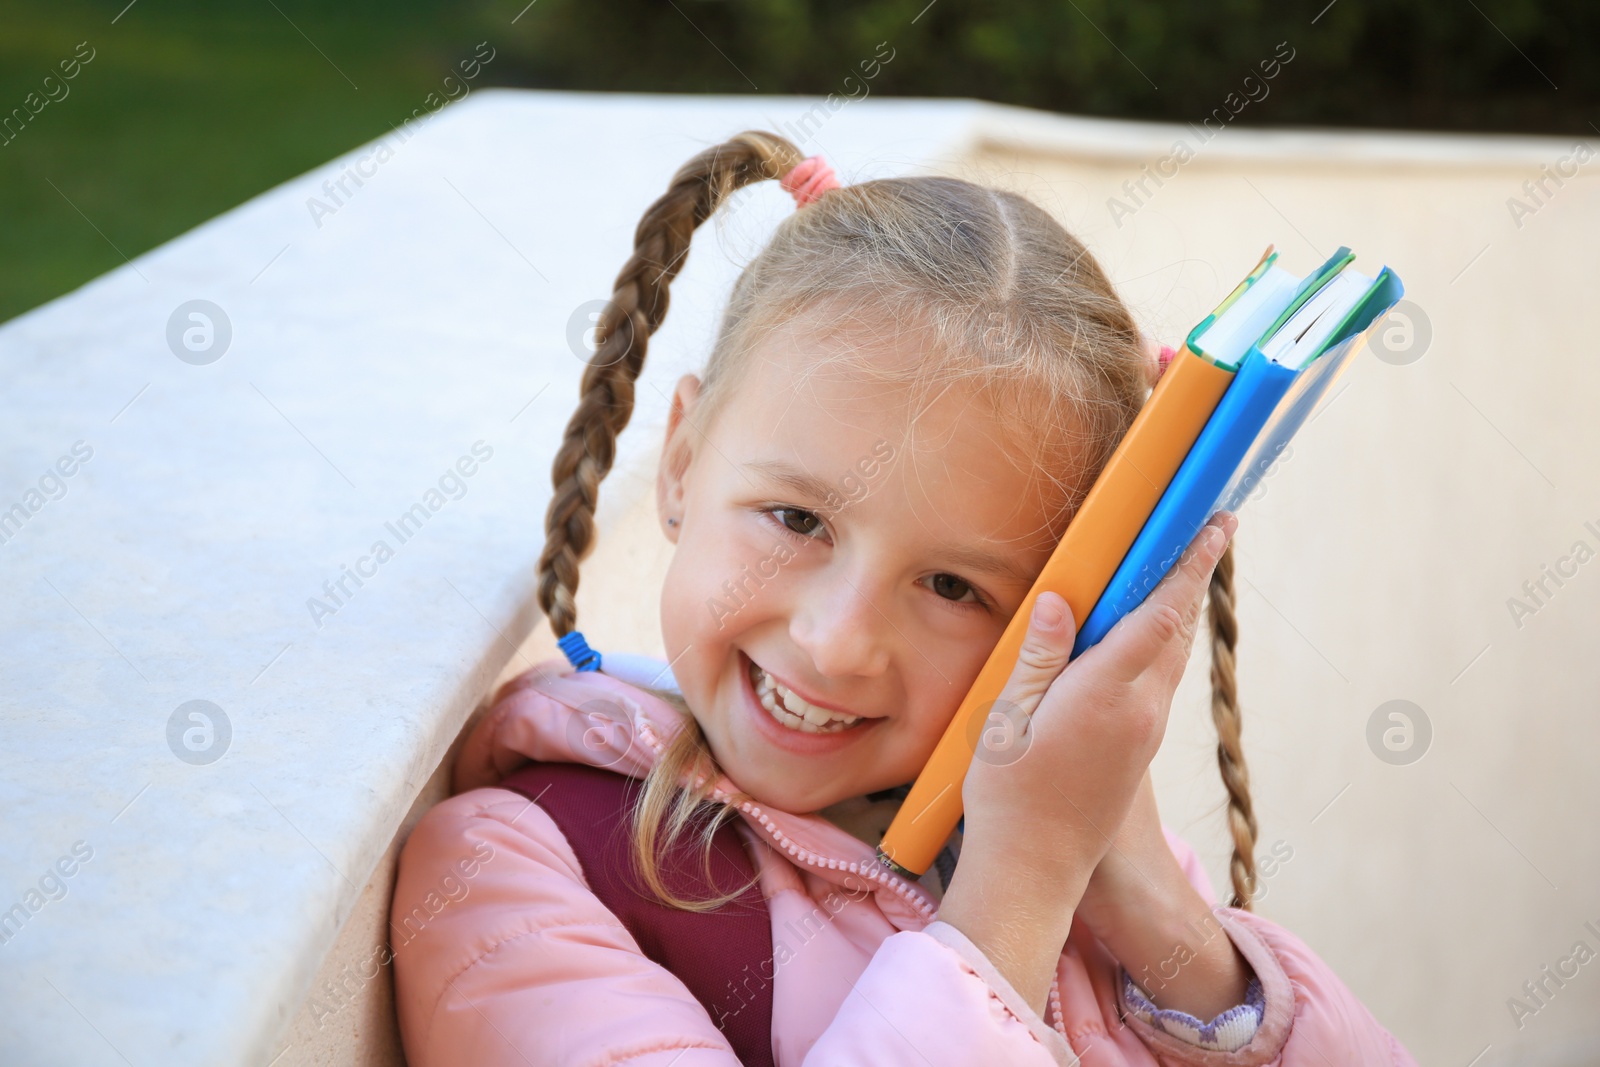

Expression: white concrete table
xmin=0 ymin=90 xmax=986 ymax=1067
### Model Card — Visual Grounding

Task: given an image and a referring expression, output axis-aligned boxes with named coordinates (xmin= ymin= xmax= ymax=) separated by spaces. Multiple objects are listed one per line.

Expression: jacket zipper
xmin=636 ymin=717 xmax=938 ymax=921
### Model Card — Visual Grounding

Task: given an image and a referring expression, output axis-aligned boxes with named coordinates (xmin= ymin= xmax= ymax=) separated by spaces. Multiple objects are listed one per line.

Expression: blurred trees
xmin=486 ymin=0 xmax=1593 ymax=134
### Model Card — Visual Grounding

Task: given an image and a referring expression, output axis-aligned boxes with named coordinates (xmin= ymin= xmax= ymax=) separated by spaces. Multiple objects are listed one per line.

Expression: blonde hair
xmin=536 ymin=131 xmax=1257 ymax=911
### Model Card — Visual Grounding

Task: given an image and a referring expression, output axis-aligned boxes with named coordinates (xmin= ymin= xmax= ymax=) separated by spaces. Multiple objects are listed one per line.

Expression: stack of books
xmin=878 ymin=245 xmax=1405 ymax=877
xmin=1072 ymin=245 xmax=1403 ymax=651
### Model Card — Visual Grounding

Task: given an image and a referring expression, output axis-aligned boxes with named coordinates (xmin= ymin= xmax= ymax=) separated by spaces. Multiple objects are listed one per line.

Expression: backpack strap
xmin=500 ymin=761 xmax=776 ymax=1067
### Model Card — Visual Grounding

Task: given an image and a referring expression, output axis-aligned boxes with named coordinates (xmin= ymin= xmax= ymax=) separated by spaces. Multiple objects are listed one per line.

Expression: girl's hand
xmin=936 ymin=512 xmax=1236 ymax=1016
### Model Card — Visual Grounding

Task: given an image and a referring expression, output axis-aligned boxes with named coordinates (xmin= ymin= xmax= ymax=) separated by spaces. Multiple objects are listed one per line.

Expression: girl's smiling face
xmin=655 ymin=319 xmax=1073 ymax=814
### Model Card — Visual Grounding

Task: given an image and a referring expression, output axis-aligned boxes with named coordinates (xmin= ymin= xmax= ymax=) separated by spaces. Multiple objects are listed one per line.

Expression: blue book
xmin=1072 ymin=264 xmax=1404 ymax=655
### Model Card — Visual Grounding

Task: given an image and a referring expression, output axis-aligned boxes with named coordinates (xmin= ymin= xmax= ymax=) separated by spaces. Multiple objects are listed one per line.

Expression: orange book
xmin=876 ymin=249 xmax=1281 ymax=878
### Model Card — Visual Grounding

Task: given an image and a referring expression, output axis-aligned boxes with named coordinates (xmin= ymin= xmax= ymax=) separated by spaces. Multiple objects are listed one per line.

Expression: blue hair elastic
xmin=558 ymin=630 xmax=602 ymax=672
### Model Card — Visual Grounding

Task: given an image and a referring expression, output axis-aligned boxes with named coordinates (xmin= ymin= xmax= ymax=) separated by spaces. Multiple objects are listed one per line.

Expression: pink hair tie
xmin=780 ymin=155 xmax=841 ymax=207
xmin=1156 ymin=344 xmax=1178 ymax=380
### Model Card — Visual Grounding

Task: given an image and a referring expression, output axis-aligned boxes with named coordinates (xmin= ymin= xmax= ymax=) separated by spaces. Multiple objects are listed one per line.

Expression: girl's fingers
xmin=1090 ymin=513 xmax=1235 ymax=686
xmin=1161 ymin=511 xmax=1235 ymax=654
xmin=991 ymin=592 xmax=1077 ymax=724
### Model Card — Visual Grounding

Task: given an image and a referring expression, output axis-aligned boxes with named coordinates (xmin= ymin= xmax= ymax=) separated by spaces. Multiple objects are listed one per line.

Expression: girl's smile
xmin=736 ymin=648 xmax=882 ymax=755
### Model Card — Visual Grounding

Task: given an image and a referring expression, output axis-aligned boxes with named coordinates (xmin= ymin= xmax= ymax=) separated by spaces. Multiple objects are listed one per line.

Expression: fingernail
xmin=1033 ymin=594 xmax=1064 ymax=630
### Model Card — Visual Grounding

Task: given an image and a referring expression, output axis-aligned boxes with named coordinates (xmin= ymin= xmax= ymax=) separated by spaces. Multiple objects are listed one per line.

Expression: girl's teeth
xmin=751 ymin=663 xmax=861 ymax=733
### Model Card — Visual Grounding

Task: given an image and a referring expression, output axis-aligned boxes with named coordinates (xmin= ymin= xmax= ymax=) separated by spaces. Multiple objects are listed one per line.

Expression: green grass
xmin=0 ymin=0 xmax=488 ymax=324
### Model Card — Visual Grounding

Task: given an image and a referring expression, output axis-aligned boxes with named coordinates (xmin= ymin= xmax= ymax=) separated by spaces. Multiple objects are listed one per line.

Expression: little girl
xmin=391 ymin=132 xmax=1415 ymax=1065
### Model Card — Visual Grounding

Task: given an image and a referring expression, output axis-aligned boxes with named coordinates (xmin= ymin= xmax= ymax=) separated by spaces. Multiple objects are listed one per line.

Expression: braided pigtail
xmin=536 ymin=131 xmax=805 ymax=640
xmin=1208 ymin=541 xmax=1258 ymax=909
xmin=537 ymin=131 xmax=807 ymax=912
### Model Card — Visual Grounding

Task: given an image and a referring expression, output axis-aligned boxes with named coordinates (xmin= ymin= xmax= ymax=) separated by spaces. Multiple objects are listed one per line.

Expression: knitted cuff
xmin=1121 ymin=969 xmax=1264 ymax=1053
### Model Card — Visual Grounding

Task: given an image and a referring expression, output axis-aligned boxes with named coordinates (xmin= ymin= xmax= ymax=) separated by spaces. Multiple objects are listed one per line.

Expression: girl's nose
xmin=787 ymin=565 xmax=894 ymax=680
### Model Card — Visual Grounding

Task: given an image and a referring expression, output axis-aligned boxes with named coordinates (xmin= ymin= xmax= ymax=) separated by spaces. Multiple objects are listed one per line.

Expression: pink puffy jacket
xmin=392 ymin=657 xmax=1415 ymax=1066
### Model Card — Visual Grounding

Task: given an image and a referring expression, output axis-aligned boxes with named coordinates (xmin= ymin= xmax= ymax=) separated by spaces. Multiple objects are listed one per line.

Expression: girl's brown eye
xmin=770 ymin=507 xmax=826 ymax=540
xmin=929 ymin=573 xmax=977 ymax=604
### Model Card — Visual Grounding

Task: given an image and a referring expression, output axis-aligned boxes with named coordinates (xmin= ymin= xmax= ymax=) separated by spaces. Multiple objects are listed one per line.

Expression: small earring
xmin=667 ymin=517 xmax=679 ymax=527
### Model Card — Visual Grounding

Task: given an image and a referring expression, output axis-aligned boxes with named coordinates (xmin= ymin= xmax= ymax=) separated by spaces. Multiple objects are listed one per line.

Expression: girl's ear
xmin=657 ymin=373 xmax=703 ymax=541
